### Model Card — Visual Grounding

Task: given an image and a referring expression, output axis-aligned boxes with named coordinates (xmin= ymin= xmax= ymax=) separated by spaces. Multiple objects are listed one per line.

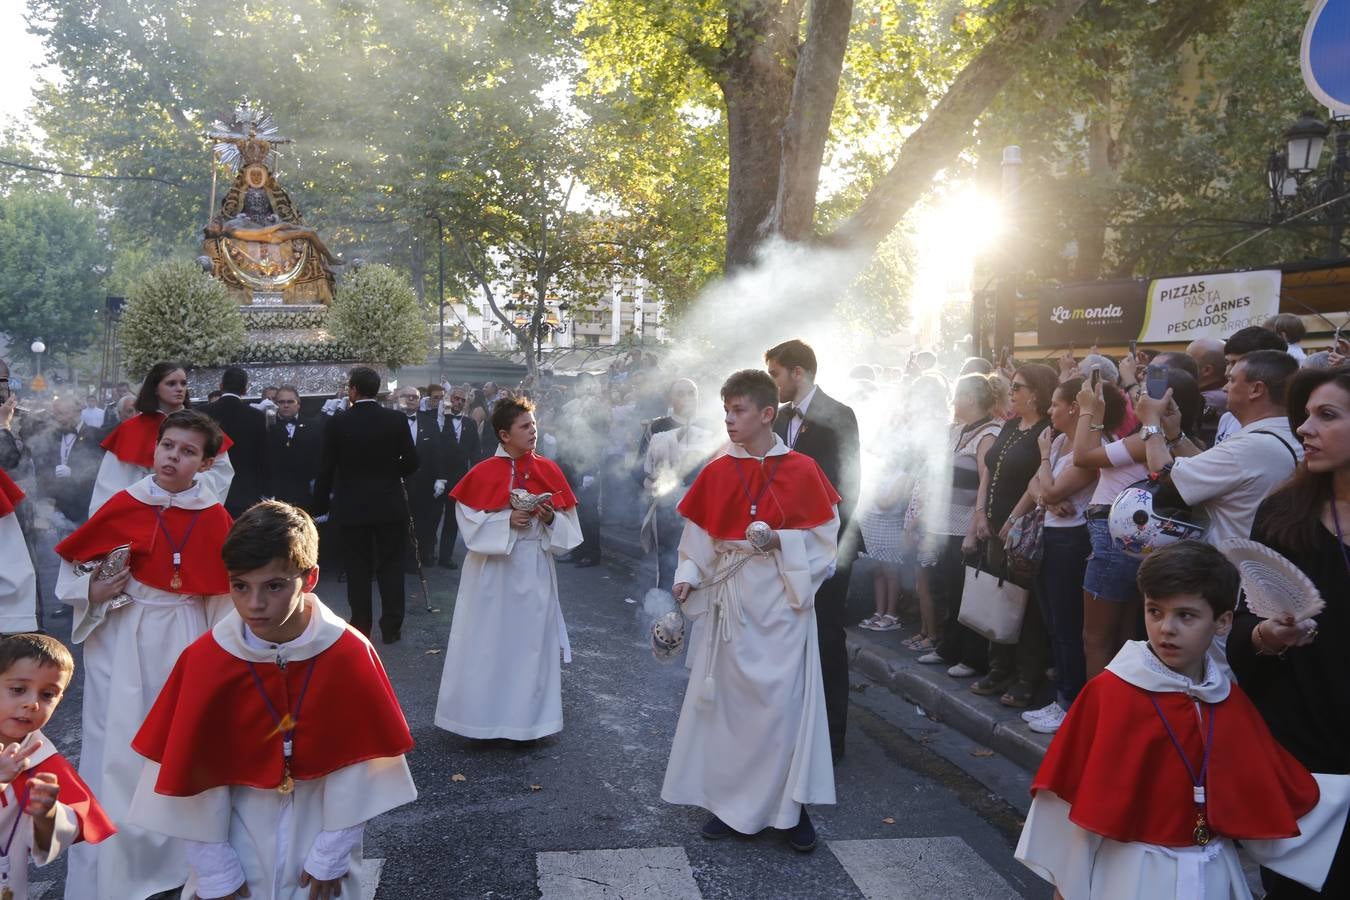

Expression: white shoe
xmin=947 ymin=663 xmax=979 ymax=678
xmin=1028 ymin=704 xmax=1067 ymax=733
xmin=917 ymin=651 xmax=945 ymax=665
xmin=872 ymin=614 xmax=901 ymax=632
xmin=858 ymin=614 xmax=882 ymax=630
xmin=1021 ymin=701 xmax=1061 ymax=723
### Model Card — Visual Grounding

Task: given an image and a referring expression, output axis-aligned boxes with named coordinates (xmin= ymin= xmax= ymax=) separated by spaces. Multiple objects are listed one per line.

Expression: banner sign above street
xmin=1139 ymin=270 xmax=1281 ymax=344
xmin=1037 ymin=279 xmax=1147 ymax=347
xmin=1302 ymin=0 xmax=1350 ymax=114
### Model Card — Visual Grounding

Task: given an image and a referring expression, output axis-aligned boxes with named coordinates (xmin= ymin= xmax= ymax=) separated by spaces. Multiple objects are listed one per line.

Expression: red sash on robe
xmin=53 ymin=490 xmax=233 ymax=596
xmin=101 ymin=412 xmax=234 ymax=468
xmin=1032 ymin=671 xmax=1318 ymax=846
xmin=9 ymin=753 xmax=116 ymax=844
xmin=677 ymin=451 xmax=841 ymax=541
xmin=132 ymin=628 xmax=415 ymax=796
xmin=0 ymin=468 xmax=22 ymax=517
xmin=450 ymin=452 xmax=578 ymax=512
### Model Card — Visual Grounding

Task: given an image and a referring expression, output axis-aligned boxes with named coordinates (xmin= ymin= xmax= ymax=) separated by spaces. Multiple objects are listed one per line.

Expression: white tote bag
xmin=958 ymin=562 xmax=1028 ymax=644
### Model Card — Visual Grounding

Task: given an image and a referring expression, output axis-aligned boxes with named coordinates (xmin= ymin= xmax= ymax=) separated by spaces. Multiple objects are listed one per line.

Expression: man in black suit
xmin=394 ymin=386 xmax=443 ymax=573
xmin=766 ymin=339 xmax=861 ymax=763
xmin=431 ymin=385 xmax=480 ymax=568
xmin=30 ymin=397 xmax=104 ymax=526
xmin=312 ymin=367 xmax=419 ymax=643
xmin=204 ymin=366 xmax=270 ymax=517
xmin=266 ymin=385 xmax=321 ymax=511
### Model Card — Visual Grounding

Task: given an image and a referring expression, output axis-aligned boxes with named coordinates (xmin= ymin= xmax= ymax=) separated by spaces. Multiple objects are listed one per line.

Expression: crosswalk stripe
xmin=537 ymin=846 xmax=702 ymax=899
xmin=827 ymin=837 xmax=1015 ymax=899
xmin=361 ymin=856 xmax=386 ymax=899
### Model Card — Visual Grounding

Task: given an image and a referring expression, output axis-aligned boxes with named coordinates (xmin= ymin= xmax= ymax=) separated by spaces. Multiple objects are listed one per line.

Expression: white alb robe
xmin=0 ymin=731 xmax=81 ymax=900
xmin=0 ymin=510 xmax=38 ymax=633
xmin=1015 ymin=640 xmax=1350 ymax=899
xmin=88 ymin=443 xmax=234 ymax=518
xmin=128 ymin=598 xmax=419 ymax=900
xmin=661 ymin=476 xmax=839 ymax=834
xmin=434 ymin=462 xmax=583 ymax=740
xmin=58 ymin=476 xmax=232 ymax=900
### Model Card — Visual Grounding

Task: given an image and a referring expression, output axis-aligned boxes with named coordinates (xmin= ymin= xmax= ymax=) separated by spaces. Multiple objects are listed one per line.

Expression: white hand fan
xmin=1219 ymin=539 xmax=1325 ymax=622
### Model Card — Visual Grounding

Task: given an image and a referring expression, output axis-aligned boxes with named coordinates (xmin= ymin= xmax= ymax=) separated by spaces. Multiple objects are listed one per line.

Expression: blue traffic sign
xmin=1303 ymin=0 xmax=1350 ymax=113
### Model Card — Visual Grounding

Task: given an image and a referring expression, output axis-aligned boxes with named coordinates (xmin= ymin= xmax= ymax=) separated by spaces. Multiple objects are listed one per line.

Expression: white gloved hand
xmin=313 ymin=514 xmax=330 ymax=524
xmin=54 ymin=464 xmax=72 ymax=478
xmin=582 ymin=475 xmax=595 ymax=491
xmin=433 ymin=479 xmax=447 ymax=498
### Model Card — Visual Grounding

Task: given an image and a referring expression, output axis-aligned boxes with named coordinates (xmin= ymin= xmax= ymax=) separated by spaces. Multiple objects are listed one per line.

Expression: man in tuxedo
xmin=30 ymin=396 xmax=104 ymax=526
xmin=312 ymin=367 xmax=419 ymax=643
xmin=266 ymin=385 xmax=321 ymax=510
xmin=204 ymin=366 xmax=271 ymax=517
xmin=431 ymin=385 xmax=480 ymax=568
xmin=393 ymin=385 xmax=445 ymax=574
xmin=766 ymin=339 xmax=861 ymax=763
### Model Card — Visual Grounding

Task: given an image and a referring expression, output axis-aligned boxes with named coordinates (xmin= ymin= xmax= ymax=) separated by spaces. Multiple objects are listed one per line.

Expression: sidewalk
xmin=846 ymin=625 xmax=1053 ymax=773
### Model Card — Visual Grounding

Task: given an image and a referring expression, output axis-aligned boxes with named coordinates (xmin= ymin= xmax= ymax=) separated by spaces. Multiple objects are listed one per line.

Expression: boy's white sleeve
xmin=320 ymin=756 xmax=418 ymax=832
xmin=774 ymin=510 xmax=840 ymax=610
xmin=1014 ymin=790 xmax=1099 ymax=898
xmin=547 ymin=506 xmax=583 ymax=554
xmin=29 ymin=801 xmax=79 ymax=866
xmin=184 ymin=840 xmax=247 ymax=899
xmin=88 ymin=453 xmax=141 ymax=518
xmin=128 ymin=761 xmax=232 ymax=843
xmin=55 ymin=559 xmax=108 ymax=645
xmin=1244 ymin=772 xmax=1350 ymax=893
xmin=303 ymin=823 xmax=364 ymax=881
xmin=455 ymin=504 xmax=517 ymax=556
xmin=198 ymin=450 xmax=235 ymax=507
xmin=673 ymin=522 xmax=716 ymax=619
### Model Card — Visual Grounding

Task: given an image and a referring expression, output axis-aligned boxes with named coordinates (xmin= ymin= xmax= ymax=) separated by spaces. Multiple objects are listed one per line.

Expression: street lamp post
xmin=30 ymin=339 xmax=46 ymax=391
xmin=1265 ymin=110 xmax=1350 ymax=257
xmin=424 ymin=212 xmax=447 ymax=378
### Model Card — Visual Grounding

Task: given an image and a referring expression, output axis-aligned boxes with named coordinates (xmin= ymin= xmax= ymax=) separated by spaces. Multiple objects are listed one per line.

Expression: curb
xmin=846 ymin=628 xmax=1052 ymax=773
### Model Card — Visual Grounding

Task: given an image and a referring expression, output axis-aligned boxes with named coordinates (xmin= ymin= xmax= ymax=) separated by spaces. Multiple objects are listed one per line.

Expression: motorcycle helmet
xmin=1108 ymin=476 xmax=1209 ymax=558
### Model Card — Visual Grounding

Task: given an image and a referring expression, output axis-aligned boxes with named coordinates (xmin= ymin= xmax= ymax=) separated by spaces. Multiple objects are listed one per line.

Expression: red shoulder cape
xmin=450 ymin=452 xmax=578 ymax=512
xmin=53 ymin=490 xmax=233 ymax=596
xmin=677 ymin=451 xmax=841 ymax=540
xmin=1032 ymin=671 xmax=1318 ymax=845
xmin=0 ymin=468 xmax=22 ymax=517
xmin=101 ymin=412 xmax=233 ymax=468
xmin=132 ymin=628 xmax=414 ymax=796
xmin=11 ymin=752 xmax=116 ymax=844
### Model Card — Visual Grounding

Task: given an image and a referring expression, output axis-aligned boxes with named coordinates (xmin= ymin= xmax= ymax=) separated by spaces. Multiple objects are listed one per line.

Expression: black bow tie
xmin=407 ymin=414 xmax=417 ymax=421
xmin=790 ymin=406 xmax=804 ymax=419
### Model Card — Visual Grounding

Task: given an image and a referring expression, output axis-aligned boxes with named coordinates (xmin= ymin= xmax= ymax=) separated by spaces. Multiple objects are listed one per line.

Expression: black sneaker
xmin=700 ymin=815 xmax=736 ymax=840
xmin=785 ymin=809 xmax=817 ymax=852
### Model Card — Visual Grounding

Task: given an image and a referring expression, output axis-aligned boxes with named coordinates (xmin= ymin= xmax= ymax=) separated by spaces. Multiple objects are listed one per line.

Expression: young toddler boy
xmin=53 ymin=408 xmax=234 ymax=900
xmin=0 ymin=634 xmax=114 ymax=899
xmin=1016 ymin=539 xmax=1349 ymax=898
xmin=661 ymin=369 xmax=840 ymax=852
xmin=129 ymin=500 xmax=418 ymax=899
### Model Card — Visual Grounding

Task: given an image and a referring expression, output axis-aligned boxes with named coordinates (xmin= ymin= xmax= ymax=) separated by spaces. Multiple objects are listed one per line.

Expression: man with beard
xmin=31 ymin=396 xmax=104 ymax=527
xmin=766 ymin=339 xmax=860 ymax=764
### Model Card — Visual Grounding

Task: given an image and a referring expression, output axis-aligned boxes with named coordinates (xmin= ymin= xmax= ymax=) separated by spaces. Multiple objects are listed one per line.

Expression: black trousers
xmin=575 ymin=477 xmax=601 ymax=561
xmin=409 ymin=495 xmax=438 ymax=568
xmin=435 ymin=496 xmax=459 ymax=563
xmin=816 ymin=558 xmax=853 ymax=756
xmin=340 ymin=522 xmax=405 ymax=636
xmin=934 ymin=536 xmax=989 ymax=671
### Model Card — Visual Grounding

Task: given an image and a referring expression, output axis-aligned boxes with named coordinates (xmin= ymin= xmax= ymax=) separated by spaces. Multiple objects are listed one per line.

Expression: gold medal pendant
xmin=278 ymin=771 xmax=295 ymax=795
xmin=170 ymin=570 xmax=182 ymax=590
xmin=2 ymin=884 xmax=14 ymax=900
xmin=1193 ymin=812 xmax=1211 ymax=846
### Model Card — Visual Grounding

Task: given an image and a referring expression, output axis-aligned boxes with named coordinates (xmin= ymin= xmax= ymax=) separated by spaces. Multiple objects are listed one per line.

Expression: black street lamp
xmin=1266 ymin=110 xmax=1350 ymax=257
xmin=424 ymin=211 xmax=447 ymax=378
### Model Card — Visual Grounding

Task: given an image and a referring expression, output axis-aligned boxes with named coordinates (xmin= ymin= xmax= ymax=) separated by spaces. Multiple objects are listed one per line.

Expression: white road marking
xmin=361 ymin=856 xmax=386 ymax=899
xmin=828 ymin=837 xmax=1016 ymax=899
xmin=537 ymin=846 xmax=702 ymax=899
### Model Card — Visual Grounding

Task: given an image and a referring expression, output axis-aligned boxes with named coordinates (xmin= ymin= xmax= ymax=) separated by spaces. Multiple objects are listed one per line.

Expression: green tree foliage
xmin=120 ymin=260 xmax=244 ymax=376
xmin=0 ymin=187 xmax=104 ymax=356
xmin=330 ymin=264 xmax=427 ymax=370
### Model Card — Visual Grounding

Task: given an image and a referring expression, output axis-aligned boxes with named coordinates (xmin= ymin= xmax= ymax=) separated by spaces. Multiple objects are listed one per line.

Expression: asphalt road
xmin=31 ymin=537 xmax=1052 ymax=900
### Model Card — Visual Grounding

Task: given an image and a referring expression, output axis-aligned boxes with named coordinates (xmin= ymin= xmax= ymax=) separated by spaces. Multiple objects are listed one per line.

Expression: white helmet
xmin=1108 ymin=477 xmax=1209 ymax=558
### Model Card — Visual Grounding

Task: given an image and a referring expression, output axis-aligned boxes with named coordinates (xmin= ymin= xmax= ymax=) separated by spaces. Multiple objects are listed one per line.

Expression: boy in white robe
xmin=0 ymin=634 xmax=115 ymax=900
xmin=129 ymin=500 xmax=418 ymax=899
xmin=661 ymin=369 xmax=841 ymax=852
xmin=435 ymin=397 xmax=583 ymax=740
xmin=1015 ymin=541 xmax=1350 ymax=899
xmin=53 ymin=410 xmax=235 ymax=900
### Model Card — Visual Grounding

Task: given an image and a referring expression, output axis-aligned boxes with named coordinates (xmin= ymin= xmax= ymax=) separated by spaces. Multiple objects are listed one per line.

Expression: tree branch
xmin=828 ymin=0 xmax=1090 ymax=249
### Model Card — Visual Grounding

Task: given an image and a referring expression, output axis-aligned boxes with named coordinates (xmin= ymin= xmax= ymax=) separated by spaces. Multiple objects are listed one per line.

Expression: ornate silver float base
xmin=187 ymin=362 xmax=389 ymax=399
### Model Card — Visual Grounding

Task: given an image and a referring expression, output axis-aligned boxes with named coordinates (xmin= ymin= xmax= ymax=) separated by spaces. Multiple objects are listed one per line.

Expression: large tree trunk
xmin=1073 ymin=73 xmax=1114 ymax=280
xmin=720 ymin=0 xmax=803 ymax=270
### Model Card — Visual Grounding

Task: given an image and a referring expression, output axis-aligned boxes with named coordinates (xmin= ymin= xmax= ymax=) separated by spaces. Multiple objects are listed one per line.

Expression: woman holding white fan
xmin=1229 ymin=365 xmax=1350 ymax=898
